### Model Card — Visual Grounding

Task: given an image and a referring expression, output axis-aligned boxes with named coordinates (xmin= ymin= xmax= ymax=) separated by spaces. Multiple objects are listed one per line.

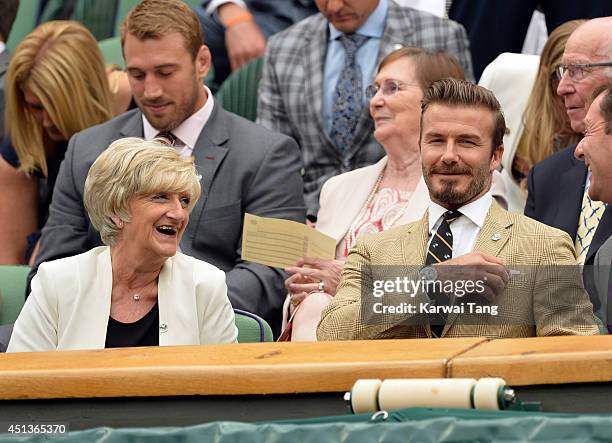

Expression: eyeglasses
xmin=555 ymin=62 xmax=612 ymax=81
xmin=365 ymin=79 xmax=418 ymax=99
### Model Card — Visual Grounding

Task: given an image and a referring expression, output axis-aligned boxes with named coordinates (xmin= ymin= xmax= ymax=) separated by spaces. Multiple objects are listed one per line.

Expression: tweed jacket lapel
xmin=301 ymin=17 xmax=337 ymax=157
xmin=400 ymin=210 xmax=430 ymax=266
xmin=443 ymin=201 xmax=513 ymax=334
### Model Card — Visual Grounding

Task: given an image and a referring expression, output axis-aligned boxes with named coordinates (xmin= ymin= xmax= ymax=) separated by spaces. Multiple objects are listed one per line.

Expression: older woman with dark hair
xmin=8 ymin=138 xmax=237 ymax=352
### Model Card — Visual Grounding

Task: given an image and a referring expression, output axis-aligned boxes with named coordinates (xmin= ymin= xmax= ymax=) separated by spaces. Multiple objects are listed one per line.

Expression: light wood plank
xmin=0 ymin=338 xmax=484 ymax=400
xmin=448 ymin=336 xmax=612 ymax=385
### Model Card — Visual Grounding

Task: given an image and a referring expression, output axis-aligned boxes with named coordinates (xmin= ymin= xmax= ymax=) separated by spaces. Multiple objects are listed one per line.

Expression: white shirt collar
xmin=428 ymin=190 xmax=493 ymax=233
xmin=142 ymin=85 xmax=214 ymax=155
xmin=0 ymin=42 xmax=6 ymax=54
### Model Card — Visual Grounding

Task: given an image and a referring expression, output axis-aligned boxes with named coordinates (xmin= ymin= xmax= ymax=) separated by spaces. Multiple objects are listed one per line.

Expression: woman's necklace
xmin=344 ymin=167 xmax=413 ymax=253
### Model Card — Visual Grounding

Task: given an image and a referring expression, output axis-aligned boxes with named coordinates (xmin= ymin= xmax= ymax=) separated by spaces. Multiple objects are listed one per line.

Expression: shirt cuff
xmin=205 ymin=0 xmax=248 ymax=16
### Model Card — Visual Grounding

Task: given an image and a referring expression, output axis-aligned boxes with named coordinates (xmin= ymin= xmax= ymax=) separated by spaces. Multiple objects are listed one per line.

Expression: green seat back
xmin=216 ymin=57 xmax=263 ymax=121
xmin=0 ymin=266 xmax=30 ymax=325
xmin=6 ymin=0 xmax=41 ymax=52
xmin=234 ymin=309 xmax=273 ymax=343
xmin=114 ymin=0 xmax=141 ymax=36
xmin=99 ymin=36 xmax=124 ymax=68
xmin=38 ymin=0 xmax=116 ymax=41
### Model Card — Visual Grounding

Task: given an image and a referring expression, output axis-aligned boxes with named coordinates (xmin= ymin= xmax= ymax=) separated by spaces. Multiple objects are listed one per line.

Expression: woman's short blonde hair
xmin=84 ymin=138 xmax=202 ymax=246
xmin=5 ymin=20 xmax=113 ymax=176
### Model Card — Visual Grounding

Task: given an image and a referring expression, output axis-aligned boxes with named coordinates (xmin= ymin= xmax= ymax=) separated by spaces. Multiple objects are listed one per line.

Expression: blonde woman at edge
xmin=281 ymin=48 xmax=476 ymax=341
xmin=0 ymin=21 xmax=125 ymax=265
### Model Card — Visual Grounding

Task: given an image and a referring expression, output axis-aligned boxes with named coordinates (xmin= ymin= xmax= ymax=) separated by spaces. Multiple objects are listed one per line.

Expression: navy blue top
xmin=105 ymin=302 xmax=160 ymax=348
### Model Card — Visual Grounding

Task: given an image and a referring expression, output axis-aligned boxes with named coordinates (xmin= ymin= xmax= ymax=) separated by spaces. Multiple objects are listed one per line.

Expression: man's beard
xmin=424 ymin=162 xmax=490 ymax=207
xmin=139 ymin=79 xmax=200 ymax=132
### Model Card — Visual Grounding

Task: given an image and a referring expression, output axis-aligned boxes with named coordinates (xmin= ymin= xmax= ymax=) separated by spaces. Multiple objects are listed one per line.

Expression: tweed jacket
xmin=318 ymin=201 xmax=599 ymax=340
xmin=257 ymin=0 xmax=473 ymax=213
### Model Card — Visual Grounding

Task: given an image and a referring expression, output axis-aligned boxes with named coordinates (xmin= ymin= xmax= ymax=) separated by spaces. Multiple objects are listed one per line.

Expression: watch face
xmin=420 ymin=267 xmax=437 ymax=281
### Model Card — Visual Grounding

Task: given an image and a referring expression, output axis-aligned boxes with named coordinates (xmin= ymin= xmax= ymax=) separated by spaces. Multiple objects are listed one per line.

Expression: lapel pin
xmin=491 ymin=233 xmax=502 ymax=241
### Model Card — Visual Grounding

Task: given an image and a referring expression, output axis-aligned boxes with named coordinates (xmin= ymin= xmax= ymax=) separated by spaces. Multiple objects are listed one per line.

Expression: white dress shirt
xmin=142 ymin=85 xmax=215 ymax=157
xmin=427 ymin=191 xmax=493 ymax=258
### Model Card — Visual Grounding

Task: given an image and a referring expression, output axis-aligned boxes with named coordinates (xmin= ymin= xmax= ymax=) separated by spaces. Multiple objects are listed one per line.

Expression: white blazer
xmin=8 ymin=247 xmax=238 ymax=352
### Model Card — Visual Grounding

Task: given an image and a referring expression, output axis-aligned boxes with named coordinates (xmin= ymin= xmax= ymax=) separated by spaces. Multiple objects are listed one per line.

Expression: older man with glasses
xmin=525 ymin=17 xmax=612 ymax=316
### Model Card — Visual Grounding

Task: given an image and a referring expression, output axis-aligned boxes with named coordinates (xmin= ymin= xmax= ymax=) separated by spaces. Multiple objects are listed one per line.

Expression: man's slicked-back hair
xmin=120 ymin=0 xmax=203 ymax=60
xmin=421 ymin=78 xmax=507 ymax=150
xmin=0 ymin=0 xmax=19 ymax=42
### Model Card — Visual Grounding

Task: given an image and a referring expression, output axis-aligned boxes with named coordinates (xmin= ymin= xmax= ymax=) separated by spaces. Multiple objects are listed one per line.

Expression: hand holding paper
xmin=241 ymin=213 xmax=336 ymax=268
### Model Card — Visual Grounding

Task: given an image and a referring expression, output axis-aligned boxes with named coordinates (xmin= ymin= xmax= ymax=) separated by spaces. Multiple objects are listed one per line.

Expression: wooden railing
xmin=0 ymin=336 xmax=610 ymax=400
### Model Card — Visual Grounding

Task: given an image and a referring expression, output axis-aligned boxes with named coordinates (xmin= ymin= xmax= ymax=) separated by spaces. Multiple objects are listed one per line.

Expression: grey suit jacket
xmin=0 ymin=49 xmax=10 ymax=141
xmin=257 ymin=0 xmax=473 ymax=213
xmin=594 ymin=235 xmax=612 ymax=330
xmin=28 ymin=101 xmax=306 ymax=332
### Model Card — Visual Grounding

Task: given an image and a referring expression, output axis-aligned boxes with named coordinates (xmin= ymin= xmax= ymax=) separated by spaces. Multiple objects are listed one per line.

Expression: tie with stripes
xmin=425 ymin=210 xmax=461 ymax=336
xmin=574 ymin=181 xmax=605 ymax=265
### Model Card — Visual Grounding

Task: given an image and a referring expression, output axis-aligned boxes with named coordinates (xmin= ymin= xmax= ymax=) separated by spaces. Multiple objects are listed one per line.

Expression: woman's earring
xmin=111 ymin=215 xmax=123 ymax=229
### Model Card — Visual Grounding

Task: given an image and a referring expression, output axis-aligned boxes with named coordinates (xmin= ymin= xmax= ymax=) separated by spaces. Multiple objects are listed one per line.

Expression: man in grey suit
xmin=0 ymin=0 xmax=19 ymax=142
xmin=574 ymin=83 xmax=612 ymax=332
xmin=27 ymin=0 xmax=306 ymax=334
xmin=257 ymin=0 xmax=473 ymax=215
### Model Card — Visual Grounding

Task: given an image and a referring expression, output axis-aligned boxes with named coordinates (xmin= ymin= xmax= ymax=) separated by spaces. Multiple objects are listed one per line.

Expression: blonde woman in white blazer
xmin=8 ymin=138 xmax=237 ymax=352
xmin=282 ymin=48 xmax=468 ymax=341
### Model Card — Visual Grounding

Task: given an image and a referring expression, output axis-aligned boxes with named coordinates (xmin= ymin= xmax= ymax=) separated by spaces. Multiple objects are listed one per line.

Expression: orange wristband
xmin=224 ymin=12 xmax=254 ymax=28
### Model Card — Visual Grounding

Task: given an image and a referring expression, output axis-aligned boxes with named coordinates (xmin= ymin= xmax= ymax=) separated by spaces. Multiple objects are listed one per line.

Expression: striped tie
xmin=574 ymin=182 xmax=605 ymax=265
xmin=426 ymin=210 xmax=461 ymax=336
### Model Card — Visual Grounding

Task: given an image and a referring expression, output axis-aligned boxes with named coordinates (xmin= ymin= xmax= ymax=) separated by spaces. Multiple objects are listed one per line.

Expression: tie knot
xmin=443 ymin=210 xmax=461 ymax=224
xmin=156 ymin=131 xmax=177 ymax=146
xmin=338 ymin=33 xmax=368 ymax=56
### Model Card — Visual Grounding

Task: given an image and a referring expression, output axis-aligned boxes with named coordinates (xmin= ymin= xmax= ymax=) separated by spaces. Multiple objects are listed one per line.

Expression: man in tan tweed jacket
xmin=318 ymin=79 xmax=599 ymax=340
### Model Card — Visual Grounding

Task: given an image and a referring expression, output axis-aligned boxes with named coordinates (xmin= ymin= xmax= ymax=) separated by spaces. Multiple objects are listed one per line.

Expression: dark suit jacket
xmin=525 ymin=144 xmax=612 ymax=311
xmin=28 ymin=102 xmax=306 ymax=332
xmin=0 ymin=49 xmax=10 ymax=141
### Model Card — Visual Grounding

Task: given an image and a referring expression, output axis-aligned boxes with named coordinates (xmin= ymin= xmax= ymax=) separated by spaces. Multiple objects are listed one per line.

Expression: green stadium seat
xmin=99 ymin=36 xmax=124 ymax=68
xmin=234 ymin=309 xmax=273 ymax=342
xmin=6 ymin=0 xmax=41 ymax=52
xmin=216 ymin=57 xmax=263 ymax=121
xmin=0 ymin=266 xmax=29 ymax=325
xmin=38 ymin=0 xmax=116 ymax=41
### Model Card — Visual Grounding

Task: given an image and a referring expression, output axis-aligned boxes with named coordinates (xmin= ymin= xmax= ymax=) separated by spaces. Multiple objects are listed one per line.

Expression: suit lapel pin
xmin=491 ymin=233 xmax=502 ymax=241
